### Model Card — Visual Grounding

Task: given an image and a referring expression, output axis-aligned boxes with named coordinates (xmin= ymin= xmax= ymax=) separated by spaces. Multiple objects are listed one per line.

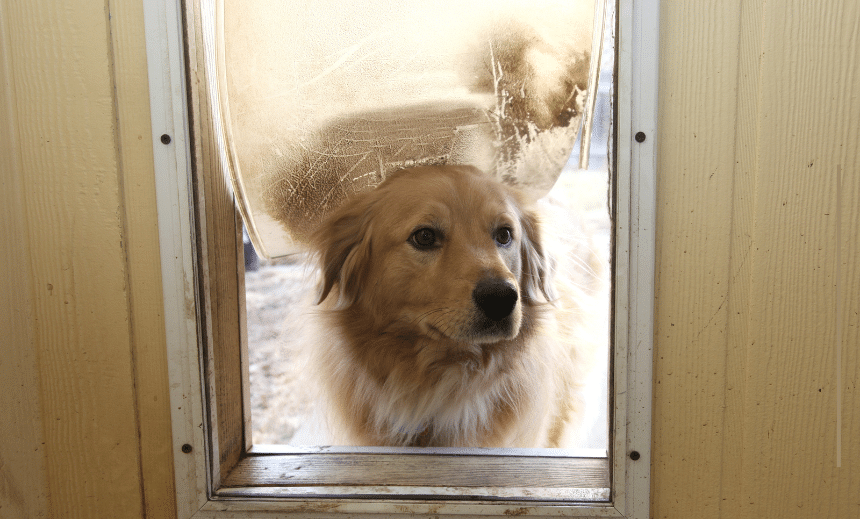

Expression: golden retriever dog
xmin=308 ymin=165 xmax=599 ymax=448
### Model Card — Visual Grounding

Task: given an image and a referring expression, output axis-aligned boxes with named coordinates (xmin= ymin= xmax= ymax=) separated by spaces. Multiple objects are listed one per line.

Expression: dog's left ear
xmin=312 ymin=200 xmax=373 ymax=307
xmin=520 ymin=209 xmax=556 ymax=303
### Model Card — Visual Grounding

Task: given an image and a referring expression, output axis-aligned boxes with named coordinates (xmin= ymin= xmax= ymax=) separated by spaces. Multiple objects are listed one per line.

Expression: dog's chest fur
xmin=314 ymin=311 xmax=553 ymax=447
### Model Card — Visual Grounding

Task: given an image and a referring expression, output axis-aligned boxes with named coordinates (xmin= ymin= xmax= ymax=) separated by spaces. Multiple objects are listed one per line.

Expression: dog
xmin=306 ymin=165 xmax=600 ymax=448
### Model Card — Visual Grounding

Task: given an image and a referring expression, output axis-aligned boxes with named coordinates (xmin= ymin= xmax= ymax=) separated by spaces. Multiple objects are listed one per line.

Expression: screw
xmin=181 ymin=444 xmax=193 ymax=454
xmin=629 ymin=450 xmax=641 ymax=461
xmin=634 ymin=132 xmax=646 ymax=143
xmin=161 ymin=134 xmax=172 ymax=145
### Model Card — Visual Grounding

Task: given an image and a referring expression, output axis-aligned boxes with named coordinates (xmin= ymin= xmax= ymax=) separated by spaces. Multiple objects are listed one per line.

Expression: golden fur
xmin=308 ymin=165 xmax=597 ymax=448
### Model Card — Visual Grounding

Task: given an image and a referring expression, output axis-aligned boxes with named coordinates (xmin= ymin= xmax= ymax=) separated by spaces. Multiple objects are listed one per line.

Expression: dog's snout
xmin=472 ymin=279 xmax=518 ymax=321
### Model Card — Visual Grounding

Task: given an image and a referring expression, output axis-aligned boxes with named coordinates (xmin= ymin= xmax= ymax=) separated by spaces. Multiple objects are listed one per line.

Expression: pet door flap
xmin=212 ymin=0 xmax=600 ymax=258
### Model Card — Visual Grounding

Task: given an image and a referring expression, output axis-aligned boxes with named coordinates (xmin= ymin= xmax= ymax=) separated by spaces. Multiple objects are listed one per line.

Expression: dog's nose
xmin=472 ymin=279 xmax=518 ymax=321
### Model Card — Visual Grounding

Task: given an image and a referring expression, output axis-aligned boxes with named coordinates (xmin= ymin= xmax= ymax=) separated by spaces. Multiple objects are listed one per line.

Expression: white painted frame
xmin=144 ymin=1 xmax=209 ymax=518
xmin=148 ymin=0 xmax=658 ymax=517
xmin=612 ymin=0 xmax=658 ymax=516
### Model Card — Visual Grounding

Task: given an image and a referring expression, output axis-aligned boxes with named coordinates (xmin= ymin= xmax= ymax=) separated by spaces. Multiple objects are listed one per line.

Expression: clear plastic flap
xmin=217 ymin=0 xmax=597 ymax=257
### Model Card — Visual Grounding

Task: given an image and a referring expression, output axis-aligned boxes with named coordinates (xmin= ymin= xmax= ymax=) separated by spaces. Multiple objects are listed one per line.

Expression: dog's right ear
xmin=313 ymin=199 xmax=373 ymax=307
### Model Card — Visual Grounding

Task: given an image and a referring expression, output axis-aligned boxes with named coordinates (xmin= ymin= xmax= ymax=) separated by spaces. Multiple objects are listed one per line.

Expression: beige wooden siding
xmin=1 ymin=1 xmax=857 ymax=518
xmin=653 ymin=1 xmax=859 ymax=517
xmin=0 ymin=0 xmax=174 ymax=517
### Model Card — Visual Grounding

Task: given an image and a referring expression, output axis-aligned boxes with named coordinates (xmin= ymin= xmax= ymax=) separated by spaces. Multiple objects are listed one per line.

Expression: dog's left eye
xmin=494 ymin=227 xmax=513 ymax=246
xmin=410 ymin=228 xmax=438 ymax=249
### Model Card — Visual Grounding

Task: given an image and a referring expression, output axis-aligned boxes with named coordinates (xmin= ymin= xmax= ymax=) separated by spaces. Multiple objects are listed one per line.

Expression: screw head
xmin=634 ymin=132 xmax=646 ymax=143
xmin=181 ymin=443 xmax=193 ymax=454
xmin=629 ymin=450 xmax=641 ymax=461
xmin=161 ymin=134 xmax=172 ymax=145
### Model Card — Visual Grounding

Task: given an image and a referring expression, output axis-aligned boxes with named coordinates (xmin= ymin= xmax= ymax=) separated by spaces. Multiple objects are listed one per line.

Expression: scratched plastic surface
xmin=218 ymin=0 xmax=596 ymax=257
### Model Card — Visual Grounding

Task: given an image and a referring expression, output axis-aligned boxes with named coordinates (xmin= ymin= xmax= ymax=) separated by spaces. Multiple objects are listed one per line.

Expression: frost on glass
xmin=219 ymin=0 xmax=596 ymax=257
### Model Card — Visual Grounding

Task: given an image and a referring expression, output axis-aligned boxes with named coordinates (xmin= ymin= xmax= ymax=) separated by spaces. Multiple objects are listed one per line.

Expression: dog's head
xmin=313 ymin=165 xmax=553 ymax=345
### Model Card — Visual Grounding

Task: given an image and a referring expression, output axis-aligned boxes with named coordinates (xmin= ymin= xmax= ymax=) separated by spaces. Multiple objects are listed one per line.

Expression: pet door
xmin=212 ymin=0 xmax=613 ymax=450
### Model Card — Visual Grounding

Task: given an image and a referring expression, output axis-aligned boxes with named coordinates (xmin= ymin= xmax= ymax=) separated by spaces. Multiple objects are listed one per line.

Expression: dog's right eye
xmin=410 ymin=228 xmax=437 ymax=249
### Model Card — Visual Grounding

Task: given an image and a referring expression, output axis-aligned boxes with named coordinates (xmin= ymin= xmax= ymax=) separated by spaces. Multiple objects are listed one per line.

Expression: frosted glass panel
xmin=219 ymin=0 xmax=596 ymax=257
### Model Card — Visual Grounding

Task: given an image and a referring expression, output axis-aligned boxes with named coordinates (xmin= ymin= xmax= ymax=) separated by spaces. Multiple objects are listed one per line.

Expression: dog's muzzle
xmin=472 ymin=278 xmax=518 ymax=322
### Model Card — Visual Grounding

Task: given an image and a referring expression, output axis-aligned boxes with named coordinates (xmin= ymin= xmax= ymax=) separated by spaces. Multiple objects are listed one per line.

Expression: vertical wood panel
xmin=742 ymin=1 xmax=860 ymax=515
xmin=837 ymin=164 xmax=860 ymax=515
xmin=1 ymin=0 xmax=145 ymax=516
xmin=0 ymin=1 xmax=50 ymax=514
xmin=655 ymin=0 xmax=860 ymax=517
xmin=652 ymin=2 xmax=744 ymax=517
xmin=719 ymin=0 xmax=764 ymax=516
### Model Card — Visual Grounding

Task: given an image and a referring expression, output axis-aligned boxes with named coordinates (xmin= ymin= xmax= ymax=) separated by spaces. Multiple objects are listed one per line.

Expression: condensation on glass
xmin=217 ymin=0 xmax=600 ymax=257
